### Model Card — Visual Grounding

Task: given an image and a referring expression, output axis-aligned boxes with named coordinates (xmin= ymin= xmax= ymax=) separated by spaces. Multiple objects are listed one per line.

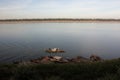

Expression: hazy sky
xmin=0 ymin=0 xmax=120 ymax=19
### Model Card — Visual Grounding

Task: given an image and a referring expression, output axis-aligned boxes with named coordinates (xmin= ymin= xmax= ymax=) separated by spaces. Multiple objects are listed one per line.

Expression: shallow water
xmin=0 ymin=22 xmax=120 ymax=62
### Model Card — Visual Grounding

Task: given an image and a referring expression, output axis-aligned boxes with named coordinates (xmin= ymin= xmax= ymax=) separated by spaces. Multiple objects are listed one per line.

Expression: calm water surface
xmin=0 ymin=22 xmax=120 ymax=62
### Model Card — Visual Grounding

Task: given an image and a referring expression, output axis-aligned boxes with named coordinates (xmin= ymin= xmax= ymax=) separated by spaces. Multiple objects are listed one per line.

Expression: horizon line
xmin=1 ymin=18 xmax=120 ymax=21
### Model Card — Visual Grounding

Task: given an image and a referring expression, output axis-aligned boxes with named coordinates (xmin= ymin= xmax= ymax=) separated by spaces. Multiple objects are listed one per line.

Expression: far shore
xmin=1 ymin=19 xmax=120 ymax=23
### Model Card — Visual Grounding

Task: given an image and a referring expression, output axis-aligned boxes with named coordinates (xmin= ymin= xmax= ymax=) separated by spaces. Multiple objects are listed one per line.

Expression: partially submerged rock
xmin=45 ymin=48 xmax=65 ymax=53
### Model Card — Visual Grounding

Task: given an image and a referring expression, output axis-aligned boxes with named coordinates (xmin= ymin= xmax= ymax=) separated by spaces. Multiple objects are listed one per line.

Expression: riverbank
xmin=0 ymin=58 xmax=120 ymax=80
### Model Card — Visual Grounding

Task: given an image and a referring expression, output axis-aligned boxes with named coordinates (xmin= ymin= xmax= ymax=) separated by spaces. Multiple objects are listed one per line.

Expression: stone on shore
xmin=71 ymin=56 xmax=89 ymax=62
xmin=90 ymin=54 xmax=102 ymax=62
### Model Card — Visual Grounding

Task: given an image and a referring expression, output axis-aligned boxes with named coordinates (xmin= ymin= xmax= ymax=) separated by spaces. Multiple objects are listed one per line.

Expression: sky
xmin=0 ymin=0 xmax=120 ymax=19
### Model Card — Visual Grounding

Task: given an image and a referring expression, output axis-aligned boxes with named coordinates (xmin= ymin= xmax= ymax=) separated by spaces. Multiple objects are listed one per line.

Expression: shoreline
xmin=13 ymin=55 xmax=102 ymax=64
xmin=1 ymin=20 xmax=120 ymax=24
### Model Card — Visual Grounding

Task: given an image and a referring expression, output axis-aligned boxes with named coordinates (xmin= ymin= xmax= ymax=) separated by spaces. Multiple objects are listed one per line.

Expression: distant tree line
xmin=0 ymin=18 xmax=120 ymax=21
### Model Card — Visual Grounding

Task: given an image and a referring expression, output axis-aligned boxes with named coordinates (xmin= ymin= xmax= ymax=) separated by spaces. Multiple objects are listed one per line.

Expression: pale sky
xmin=0 ymin=0 xmax=120 ymax=19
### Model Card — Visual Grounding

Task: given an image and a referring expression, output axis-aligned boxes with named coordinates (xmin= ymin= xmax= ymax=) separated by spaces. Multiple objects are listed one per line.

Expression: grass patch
xmin=0 ymin=59 xmax=120 ymax=80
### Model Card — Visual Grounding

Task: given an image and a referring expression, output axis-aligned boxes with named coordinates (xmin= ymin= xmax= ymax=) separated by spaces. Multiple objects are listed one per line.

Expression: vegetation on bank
xmin=0 ymin=58 xmax=120 ymax=80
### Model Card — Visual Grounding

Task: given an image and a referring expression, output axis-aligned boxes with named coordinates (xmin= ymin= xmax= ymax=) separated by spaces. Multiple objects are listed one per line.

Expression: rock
xmin=71 ymin=56 xmax=89 ymax=62
xmin=60 ymin=58 xmax=69 ymax=63
xmin=53 ymin=56 xmax=62 ymax=60
xmin=90 ymin=54 xmax=102 ymax=62
xmin=45 ymin=48 xmax=65 ymax=53
xmin=40 ymin=56 xmax=51 ymax=63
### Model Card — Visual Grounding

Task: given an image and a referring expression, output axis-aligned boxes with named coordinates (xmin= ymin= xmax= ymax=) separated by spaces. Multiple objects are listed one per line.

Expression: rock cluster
xmin=14 ymin=55 xmax=102 ymax=64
